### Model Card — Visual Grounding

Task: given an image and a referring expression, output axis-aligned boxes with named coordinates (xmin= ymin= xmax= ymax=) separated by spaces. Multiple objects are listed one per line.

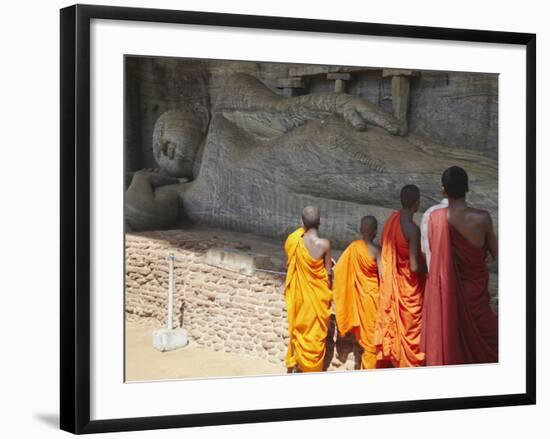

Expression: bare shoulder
xmin=319 ymin=237 xmax=331 ymax=251
xmin=468 ymin=207 xmax=493 ymax=228
xmin=368 ymin=242 xmax=381 ymax=258
xmin=402 ymin=220 xmax=420 ymax=241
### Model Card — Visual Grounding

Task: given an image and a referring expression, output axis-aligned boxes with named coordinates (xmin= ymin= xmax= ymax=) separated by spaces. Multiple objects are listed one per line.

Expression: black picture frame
xmin=60 ymin=4 xmax=536 ymax=434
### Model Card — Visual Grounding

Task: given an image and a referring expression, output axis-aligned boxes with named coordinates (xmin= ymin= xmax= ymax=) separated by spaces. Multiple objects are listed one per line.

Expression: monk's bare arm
xmin=484 ymin=212 xmax=498 ymax=263
xmin=370 ymin=243 xmax=383 ymax=274
xmin=323 ymin=240 xmax=333 ymax=288
xmin=406 ymin=225 xmax=427 ymax=273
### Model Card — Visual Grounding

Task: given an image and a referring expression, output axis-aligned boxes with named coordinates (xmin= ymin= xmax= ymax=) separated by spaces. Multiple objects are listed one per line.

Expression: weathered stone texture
xmin=125 ymin=57 xmax=210 ymax=173
xmin=125 ymin=57 xmax=498 ymax=172
xmin=176 ymin=113 xmax=497 ymax=248
xmin=408 ymin=71 xmax=498 ymax=158
xmin=124 ymin=58 xmax=498 ymax=246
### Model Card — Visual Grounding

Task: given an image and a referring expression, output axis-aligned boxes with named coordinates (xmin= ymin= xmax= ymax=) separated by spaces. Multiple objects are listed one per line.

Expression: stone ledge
xmin=382 ymin=69 xmax=419 ymax=78
xmin=205 ymin=247 xmax=272 ymax=276
xmin=327 ymin=72 xmax=351 ymax=81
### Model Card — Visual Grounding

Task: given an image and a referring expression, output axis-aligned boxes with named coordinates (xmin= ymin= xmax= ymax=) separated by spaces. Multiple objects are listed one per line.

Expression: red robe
xmin=375 ymin=211 xmax=426 ymax=367
xmin=421 ymin=208 xmax=498 ymax=365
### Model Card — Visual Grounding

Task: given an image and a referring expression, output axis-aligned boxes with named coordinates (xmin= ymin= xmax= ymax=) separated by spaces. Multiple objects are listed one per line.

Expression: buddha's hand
xmin=338 ymin=96 xmax=404 ymax=135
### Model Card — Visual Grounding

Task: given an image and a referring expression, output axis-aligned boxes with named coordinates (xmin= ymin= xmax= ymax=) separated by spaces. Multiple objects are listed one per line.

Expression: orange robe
xmin=333 ymin=240 xmax=380 ymax=369
xmin=375 ymin=211 xmax=426 ymax=367
xmin=284 ymin=227 xmax=332 ymax=372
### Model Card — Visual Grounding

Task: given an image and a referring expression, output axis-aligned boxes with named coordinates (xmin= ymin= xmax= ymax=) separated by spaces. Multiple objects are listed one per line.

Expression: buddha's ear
xmin=192 ymin=103 xmax=210 ymax=132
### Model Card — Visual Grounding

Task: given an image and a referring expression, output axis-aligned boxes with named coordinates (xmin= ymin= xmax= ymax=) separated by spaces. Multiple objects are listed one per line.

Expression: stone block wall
xmin=125 ymin=231 xmax=359 ymax=370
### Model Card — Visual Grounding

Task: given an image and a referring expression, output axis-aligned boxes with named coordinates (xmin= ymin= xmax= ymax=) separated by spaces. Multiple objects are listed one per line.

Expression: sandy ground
xmin=125 ymin=321 xmax=285 ymax=382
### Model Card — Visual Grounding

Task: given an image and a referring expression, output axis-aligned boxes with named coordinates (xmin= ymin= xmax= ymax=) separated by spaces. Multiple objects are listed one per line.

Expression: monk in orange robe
xmin=421 ymin=166 xmax=498 ymax=365
xmin=284 ymin=206 xmax=333 ymax=373
xmin=333 ymin=216 xmax=381 ymax=369
xmin=375 ymin=185 xmax=427 ymax=367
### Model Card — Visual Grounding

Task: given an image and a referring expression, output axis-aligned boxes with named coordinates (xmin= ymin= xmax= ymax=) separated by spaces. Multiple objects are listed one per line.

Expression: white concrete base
xmin=152 ymin=328 xmax=189 ymax=352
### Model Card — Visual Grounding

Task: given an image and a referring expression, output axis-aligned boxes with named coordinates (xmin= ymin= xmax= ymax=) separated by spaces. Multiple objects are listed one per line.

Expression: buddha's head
xmin=152 ymin=107 xmax=209 ymax=178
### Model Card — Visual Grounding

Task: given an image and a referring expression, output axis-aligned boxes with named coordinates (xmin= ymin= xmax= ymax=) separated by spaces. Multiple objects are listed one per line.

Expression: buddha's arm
xmin=217 ymin=73 xmax=403 ymax=135
xmin=274 ymin=93 xmax=402 ymax=135
xmin=125 ymin=170 xmax=186 ymax=231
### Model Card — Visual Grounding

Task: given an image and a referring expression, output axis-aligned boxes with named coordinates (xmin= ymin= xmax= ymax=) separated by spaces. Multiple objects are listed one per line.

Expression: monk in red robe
xmin=421 ymin=166 xmax=498 ymax=365
xmin=333 ymin=216 xmax=381 ymax=369
xmin=375 ymin=185 xmax=427 ymax=367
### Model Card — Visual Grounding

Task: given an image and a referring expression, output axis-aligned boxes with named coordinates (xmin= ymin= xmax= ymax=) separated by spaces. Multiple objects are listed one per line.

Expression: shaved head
xmin=360 ymin=215 xmax=377 ymax=240
xmin=301 ymin=206 xmax=321 ymax=229
xmin=442 ymin=166 xmax=469 ymax=199
xmin=400 ymin=184 xmax=420 ymax=209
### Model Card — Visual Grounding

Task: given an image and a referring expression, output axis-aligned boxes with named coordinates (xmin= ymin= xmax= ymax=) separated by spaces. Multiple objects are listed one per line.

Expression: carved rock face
xmin=180 ymin=114 xmax=498 ymax=248
xmin=152 ymin=109 xmax=206 ymax=177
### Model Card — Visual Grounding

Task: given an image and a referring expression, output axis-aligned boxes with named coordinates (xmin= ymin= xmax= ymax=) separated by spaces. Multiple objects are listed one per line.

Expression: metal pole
xmin=167 ymin=254 xmax=174 ymax=330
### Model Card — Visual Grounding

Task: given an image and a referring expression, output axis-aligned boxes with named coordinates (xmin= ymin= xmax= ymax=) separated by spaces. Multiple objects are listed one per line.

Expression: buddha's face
xmin=152 ymin=109 xmax=206 ymax=178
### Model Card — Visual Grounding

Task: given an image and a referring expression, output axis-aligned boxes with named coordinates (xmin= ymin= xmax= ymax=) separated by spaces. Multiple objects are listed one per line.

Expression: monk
xmin=375 ymin=185 xmax=427 ymax=367
xmin=284 ymin=206 xmax=333 ymax=373
xmin=420 ymin=197 xmax=448 ymax=269
xmin=421 ymin=166 xmax=498 ymax=365
xmin=333 ymin=216 xmax=381 ymax=369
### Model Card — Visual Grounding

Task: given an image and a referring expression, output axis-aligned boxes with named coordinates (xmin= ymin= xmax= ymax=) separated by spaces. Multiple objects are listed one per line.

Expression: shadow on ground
xmin=34 ymin=413 xmax=59 ymax=430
